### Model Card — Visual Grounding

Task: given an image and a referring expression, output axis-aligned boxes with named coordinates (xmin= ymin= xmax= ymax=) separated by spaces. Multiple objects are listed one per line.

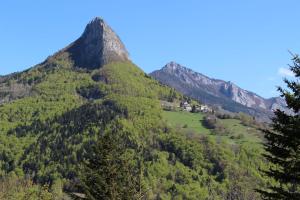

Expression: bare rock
xmin=66 ymin=17 xmax=129 ymax=69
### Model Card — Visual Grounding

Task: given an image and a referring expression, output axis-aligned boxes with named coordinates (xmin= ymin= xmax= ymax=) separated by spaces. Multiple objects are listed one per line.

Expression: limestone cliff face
xmin=220 ymin=82 xmax=267 ymax=109
xmin=150 ymin=62 xmax=290 ymax=121
xmin=66 ymin=17 xmax=129 ymax=69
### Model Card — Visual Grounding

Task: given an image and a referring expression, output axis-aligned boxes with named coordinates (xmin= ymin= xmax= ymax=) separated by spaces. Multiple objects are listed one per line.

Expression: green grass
xmin=162 ymin=110 xmax=263 ymax=146
xmin=162 ymin=110 xmax=211 ymax=135
xmin=219 ymin=119 xmax=262 ymax=144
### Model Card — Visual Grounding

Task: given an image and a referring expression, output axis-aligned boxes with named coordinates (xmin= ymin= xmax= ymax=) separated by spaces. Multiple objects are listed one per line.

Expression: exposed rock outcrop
xmin=150 ymin=62 xmax=290 ymax=121
xmin=65 ymin=17 xmax=129 ymax=69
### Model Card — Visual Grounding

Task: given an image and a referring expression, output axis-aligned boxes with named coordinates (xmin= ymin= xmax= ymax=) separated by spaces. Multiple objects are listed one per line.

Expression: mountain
xmin=64 ymin=17 xmax=129 ymax=69
xmin=0 ymin=18 xmax=267 ymax=199
xmin=150 ymin=61 xmax=288 ymax=121
xmin=0 ymin=17 xmax=130 ymax=104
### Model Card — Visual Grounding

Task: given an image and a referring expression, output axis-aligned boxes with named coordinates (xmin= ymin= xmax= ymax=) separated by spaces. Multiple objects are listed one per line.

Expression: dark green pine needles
xmin=79 ymin=123 xmax=144 ymax=200
xmin=259 ymin=55 xmax=300 ymax=199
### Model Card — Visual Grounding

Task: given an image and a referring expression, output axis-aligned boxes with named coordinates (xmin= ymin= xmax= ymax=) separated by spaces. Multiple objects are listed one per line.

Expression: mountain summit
xmin=151 ymin=62 xmax=289 ymax=121
xmin=65 ymin=17 xmax=129 ymax=69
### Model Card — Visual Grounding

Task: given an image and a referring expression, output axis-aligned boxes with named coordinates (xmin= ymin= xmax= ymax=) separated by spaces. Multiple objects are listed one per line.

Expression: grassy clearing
xmin=219 ymin=119 xmax=262 ymax=144
xmin=162 ymin=110 xmax=211 ymax=135
xmin=162 ymin=110 xmax=263 ymax=147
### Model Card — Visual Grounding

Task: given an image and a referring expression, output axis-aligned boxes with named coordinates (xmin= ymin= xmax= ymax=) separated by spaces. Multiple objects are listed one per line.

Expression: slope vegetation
xmin=0 ymin=18 xmax=269 ymax=199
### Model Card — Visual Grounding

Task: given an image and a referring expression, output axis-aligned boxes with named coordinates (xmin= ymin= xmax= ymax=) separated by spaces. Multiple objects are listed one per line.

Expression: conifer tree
xmin=78 ymin=125 xmax=144 ymax=200
xmin=259 ymin=55 xmax=300 ymax=199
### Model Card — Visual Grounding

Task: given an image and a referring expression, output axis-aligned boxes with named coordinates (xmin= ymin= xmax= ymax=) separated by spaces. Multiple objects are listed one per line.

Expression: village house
xmin=180 ymin=101 xmax=192 ymax=112
xmin=179 ymin=101 xmax=213 ymax=113
xmin=199 ymin=105 xmax=212 ymax=113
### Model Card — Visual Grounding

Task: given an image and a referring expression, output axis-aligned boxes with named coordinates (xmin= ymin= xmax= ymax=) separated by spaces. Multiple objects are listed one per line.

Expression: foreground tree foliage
xmin=259 ymin=55 xmax=300 ymax=199
xmin=78 ymin=126 xmax=144 ymax=200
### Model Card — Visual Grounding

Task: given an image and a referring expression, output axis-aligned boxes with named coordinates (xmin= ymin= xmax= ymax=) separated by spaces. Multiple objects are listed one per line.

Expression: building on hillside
xmin=199 ymin=105 xmax=212 ymax=113
xmin=179 ymin=101 xmax=213 ymax=113
xmin=180 ymin=101 xmax=192 ymax=112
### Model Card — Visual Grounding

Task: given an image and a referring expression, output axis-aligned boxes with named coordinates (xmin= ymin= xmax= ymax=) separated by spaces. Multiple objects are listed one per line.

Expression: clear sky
xmin=1 ymin=0 xmax=299 ymax=98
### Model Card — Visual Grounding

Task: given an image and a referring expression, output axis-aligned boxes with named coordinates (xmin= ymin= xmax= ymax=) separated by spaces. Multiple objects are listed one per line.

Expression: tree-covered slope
xmin=0 ymin=17 xmax=270 ymax=199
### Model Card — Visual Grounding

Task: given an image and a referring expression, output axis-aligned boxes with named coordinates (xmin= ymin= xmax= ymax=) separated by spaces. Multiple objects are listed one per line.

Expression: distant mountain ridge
xmin=150 ymin=61 xmax=289 ymax=121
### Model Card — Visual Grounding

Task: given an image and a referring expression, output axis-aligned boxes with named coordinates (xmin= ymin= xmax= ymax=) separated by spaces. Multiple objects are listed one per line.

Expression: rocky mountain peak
xmin=162 ymin=62 xmax=195 ymax=74
xmin=163 ymin=61 xmax=182 ymax=71
xmin=65 ymin=17 xmax=129 ymax=69
xmin=82 ymin=17 xmax=105 ymax=38
xmin=151 ymin=62 xmax=291 ymax=121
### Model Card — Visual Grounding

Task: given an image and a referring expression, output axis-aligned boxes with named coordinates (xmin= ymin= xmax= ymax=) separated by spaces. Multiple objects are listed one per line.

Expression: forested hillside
xmin=0 ymin=17 xmax=271 ymax=200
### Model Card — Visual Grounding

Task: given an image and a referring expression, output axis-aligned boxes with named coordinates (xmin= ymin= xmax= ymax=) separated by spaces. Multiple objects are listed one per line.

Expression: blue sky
xmin=1 ymin=1 xmax=299 ymax=98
